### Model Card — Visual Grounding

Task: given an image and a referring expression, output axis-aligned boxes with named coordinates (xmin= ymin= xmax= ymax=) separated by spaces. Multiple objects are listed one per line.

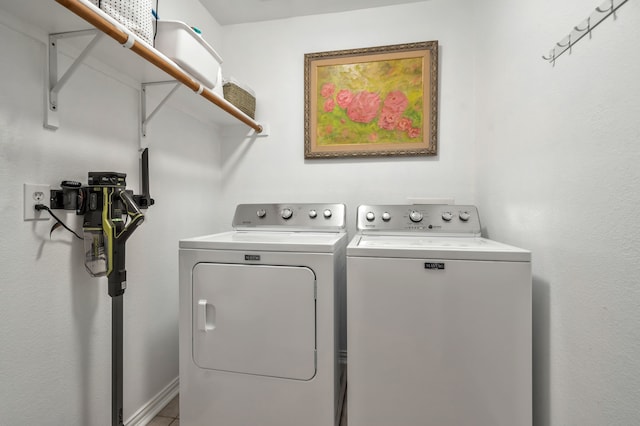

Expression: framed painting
xmin=304 ymin=41 xmax=438 ymax=159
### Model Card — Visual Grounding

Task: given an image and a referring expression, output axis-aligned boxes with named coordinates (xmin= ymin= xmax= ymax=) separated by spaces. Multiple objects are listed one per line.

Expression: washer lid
xmin=347 ymin=235 xmax=530 ymax=262
xmin=180 ymin=230 xmax=347 ymax=252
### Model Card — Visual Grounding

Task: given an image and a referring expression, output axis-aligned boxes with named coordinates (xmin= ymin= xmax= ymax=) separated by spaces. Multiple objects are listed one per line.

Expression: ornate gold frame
xmin=304 ymin=41 xmax=438 ymax=159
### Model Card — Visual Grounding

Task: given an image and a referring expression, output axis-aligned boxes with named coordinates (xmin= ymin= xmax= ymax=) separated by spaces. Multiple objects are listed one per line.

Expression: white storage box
xmin=154 ymin=20 xmax=223 ymax=89
xmin=88 ymin=0 xmax=154 ymax=46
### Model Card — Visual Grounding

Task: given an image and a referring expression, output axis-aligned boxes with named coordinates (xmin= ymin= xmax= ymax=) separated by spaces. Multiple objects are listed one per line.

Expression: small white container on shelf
xmin=154 ymin=20 xmax=223 ymax=90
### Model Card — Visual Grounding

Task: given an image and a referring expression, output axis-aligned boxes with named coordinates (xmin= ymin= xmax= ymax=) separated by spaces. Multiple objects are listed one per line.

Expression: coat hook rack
xmin=542 ymin=0 xmax=629 ymax=65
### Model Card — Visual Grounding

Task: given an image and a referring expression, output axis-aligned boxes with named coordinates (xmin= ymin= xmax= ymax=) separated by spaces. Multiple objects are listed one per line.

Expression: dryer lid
xmin=180 ymin=230 xmax=347 ymax=252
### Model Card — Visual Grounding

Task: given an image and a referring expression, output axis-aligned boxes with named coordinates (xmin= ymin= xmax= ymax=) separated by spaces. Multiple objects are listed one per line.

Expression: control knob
xmin=281 ymin=208 xmax=293 ymax=220
xmin=459 ymin=211 xmax=471 ymax=222
xmin=323 ymin=209 xmax=332 ymax=218
xmin=309 ymin=209 xmax=317 ymax=218
xmin=409 ymin=210 xmax=423 ymax=223
xmin=381 ymin=212 xmax=391 ymax=222
xmin=366 ymin=211 xmax=375 ymax=222
xmin=257 ymin=209 xmax=266 ymax=218
xmin=442 ymin=211 xmax=453 ymax=222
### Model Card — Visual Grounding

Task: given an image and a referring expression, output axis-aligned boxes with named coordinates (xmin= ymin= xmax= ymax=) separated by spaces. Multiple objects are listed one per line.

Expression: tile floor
xmin=148 ymin=395 xmax=179 ymax=426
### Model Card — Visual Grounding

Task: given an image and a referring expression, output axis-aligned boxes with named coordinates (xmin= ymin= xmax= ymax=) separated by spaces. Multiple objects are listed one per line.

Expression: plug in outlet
xmin=24 ymin=184 xmax=50 ymax=221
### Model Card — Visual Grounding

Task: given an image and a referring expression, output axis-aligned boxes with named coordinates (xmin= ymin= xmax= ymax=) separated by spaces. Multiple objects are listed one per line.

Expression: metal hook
xmin=595 ymin=0 xmax=614 ymax=13
xmin=574 ymin=17 xmax=591 ymax=33
xmin=542 ymin=49 xmax=557 ymax=64
xmin=556 ymin=34 xmax=572 ymax=49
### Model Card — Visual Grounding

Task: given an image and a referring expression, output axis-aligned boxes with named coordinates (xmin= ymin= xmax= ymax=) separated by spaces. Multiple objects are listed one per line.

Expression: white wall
xmin=0 ymin=4 xmax=223 ymax=424
xmin=218 ymin=1 xmax=477 ymax=236
xmin=473 ymin=0 xmax=640 ymax=424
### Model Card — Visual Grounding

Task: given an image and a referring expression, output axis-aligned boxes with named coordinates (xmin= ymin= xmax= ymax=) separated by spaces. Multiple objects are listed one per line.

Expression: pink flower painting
xmin=346 ymin=91 xmax=381 ymax=124
xmin=336 ymin=89 xmax=354 ymax=109
xmin=376 ymin=111 xmax=398 ymax=131
xmin=321 ymin=83 xmax=335 ymax=98
xmin=382 ymin=91 xmax=408 ymax=113
xmin=397 ymin=117 xmax=413 ymax=132
xmin=313 ymin=53 xmax=428 ymax=149
xmin=305 ymin=41 xmax=438 ymax=158
xmin=324 ymin=98 xmax=335 ymax=113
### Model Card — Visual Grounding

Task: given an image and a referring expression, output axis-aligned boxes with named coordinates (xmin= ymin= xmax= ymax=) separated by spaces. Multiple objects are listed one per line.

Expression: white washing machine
xmin=347 ymin=204 xmax=531 ymax=426
xmin=179 ymin=203 xmax=347 ymax=426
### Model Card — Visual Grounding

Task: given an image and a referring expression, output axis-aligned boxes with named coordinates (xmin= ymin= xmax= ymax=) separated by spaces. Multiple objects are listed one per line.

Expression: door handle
xmin=197 ymin=299 xmax=216 ymax=332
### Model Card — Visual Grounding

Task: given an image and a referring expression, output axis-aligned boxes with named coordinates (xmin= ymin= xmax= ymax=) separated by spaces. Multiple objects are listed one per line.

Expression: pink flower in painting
xmin=408 ymin=127 xmax=421 ymax=138
xmin=346 ymin=91 xmax=380 ymax=123
xmin=377 ymin=109 xmax=401 ymax=130
xmin=324 ymin=98 xmax=335 ymax=112
xmin=336 ymin=89 xmax=354 ymax=109
xmin=369 ymin=132 xmax=378 ymax=142
xmin=383 ymin=91 xmax=408 ymax=114
xmin=397 ymin=117 xmax=413 ymax=131
xmin=321 ymin=83 xmax=335 ymax=98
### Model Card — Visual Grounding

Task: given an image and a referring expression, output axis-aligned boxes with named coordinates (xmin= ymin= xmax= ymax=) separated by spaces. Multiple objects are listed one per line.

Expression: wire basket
xmin=223 ymin=80 xmax=256 ymax=119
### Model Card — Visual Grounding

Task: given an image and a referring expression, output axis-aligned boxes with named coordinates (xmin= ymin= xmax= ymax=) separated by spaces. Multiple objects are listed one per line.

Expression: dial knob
xmin=323 ymin=209 xmax=332 ymax=218
xmin=442 ymin=211 xmax=453 ymax=221
xmin=257 ymin=209 xmax=266 ymax=218
xmin=381 ymin=212 xmax=391 ymax=222
xmin=309 ymin=209 xmax=317 ymax=218
xmin=281 ymin=208 xmax=293 ymax=220
xmin=366 ymin=211 xmax=375 ymax=222
xmin=459 ymin=211 xmax=471 ymax=221
xmin=409 ymin=210 xmax=423 ymax=223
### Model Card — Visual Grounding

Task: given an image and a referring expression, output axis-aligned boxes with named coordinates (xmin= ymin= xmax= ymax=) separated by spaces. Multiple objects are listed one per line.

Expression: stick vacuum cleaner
xmin=46 ymin=150 xmax=154 ymax=426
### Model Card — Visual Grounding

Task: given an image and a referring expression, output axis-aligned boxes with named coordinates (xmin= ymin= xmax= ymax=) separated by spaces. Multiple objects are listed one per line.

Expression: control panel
xmin=356 ymin=204 xmax=481 ymax=235
xmin=233 ymin=203 xmax=346 ymax=231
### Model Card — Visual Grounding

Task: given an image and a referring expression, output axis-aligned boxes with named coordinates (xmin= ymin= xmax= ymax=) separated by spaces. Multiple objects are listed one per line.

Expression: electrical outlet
xmin=24 ymin=184 xmax=50 ymax=221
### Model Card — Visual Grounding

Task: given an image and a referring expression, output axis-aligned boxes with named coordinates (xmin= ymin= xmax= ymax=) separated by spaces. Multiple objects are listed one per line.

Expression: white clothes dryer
xmin=179 ymin=203 xmax=347 ymax=426
xmin=347 ymin=204 xmax=531 ymax=426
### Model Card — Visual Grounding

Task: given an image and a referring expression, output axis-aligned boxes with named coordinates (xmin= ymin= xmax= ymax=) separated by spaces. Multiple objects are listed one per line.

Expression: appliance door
xmin=347 ymin=256 xmax=532 ymax=426
xmin=192 ymin=263 xmax=317 ymax=380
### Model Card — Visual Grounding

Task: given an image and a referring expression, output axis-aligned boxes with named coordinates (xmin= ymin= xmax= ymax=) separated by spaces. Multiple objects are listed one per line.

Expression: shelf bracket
xmin=140 ymin=81 xmax=182 ymax=138
xmin=45 ymin=29 xmax=104 ymax=130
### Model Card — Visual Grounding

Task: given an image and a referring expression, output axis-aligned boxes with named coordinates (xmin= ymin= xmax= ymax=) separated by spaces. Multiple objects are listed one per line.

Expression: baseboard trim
xmin=125 ymin=377 xmax=179 ymax=426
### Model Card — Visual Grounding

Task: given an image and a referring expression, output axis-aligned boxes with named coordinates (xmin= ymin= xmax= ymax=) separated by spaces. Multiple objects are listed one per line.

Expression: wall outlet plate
xmin=24 ymin=183 xmax=50 ymax=221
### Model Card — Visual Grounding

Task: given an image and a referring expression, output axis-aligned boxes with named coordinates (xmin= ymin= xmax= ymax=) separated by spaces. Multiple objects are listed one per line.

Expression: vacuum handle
xmin=115 ymin=189 xmax=144 ymax=242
